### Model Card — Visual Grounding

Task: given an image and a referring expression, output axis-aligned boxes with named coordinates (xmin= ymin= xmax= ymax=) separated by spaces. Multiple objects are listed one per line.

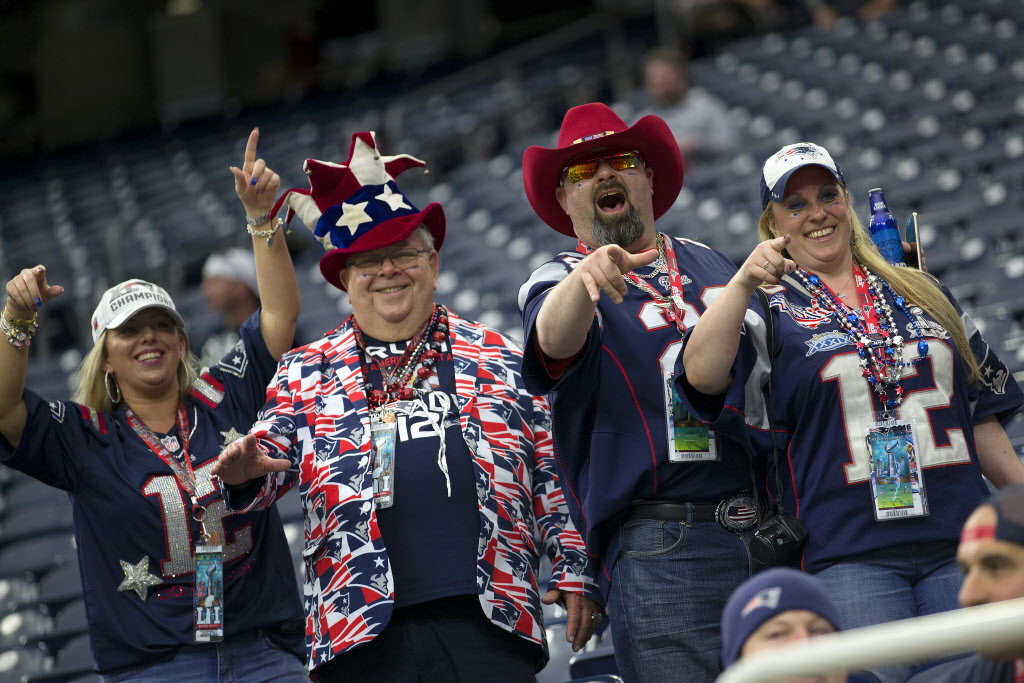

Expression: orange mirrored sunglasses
xmin=561 ymin=149 xmax=644 ymax=184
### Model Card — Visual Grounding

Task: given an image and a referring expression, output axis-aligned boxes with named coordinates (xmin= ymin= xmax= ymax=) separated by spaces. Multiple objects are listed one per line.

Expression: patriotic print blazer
xmin=227 ymin=311 xmax=599 ymax=671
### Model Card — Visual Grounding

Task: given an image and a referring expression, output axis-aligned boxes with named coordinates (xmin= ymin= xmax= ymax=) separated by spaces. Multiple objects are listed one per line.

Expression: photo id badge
xmin=370 ymin=409 xmax=398 ymax=509
xmin=865 ymin=415 xmax=927 ymax=521
xmin=193 ymin=532 xmax=224 ymax=642
xmin=665 ymin=370 xmax=718 ymax=462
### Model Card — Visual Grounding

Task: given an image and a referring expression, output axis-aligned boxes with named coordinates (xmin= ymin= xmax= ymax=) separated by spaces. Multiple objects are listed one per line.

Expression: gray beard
xmin=591 ymin=204 xmax=645 ymax=249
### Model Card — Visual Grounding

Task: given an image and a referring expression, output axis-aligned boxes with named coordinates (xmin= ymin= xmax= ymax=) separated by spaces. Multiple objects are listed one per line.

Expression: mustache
xmin=591 ymin=179 xmax=629 ymax=202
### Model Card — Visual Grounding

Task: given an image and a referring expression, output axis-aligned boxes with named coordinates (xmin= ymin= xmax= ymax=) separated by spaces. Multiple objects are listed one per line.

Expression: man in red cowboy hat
xmin=518 ymin=102 xmax=758 ymax=682
xmin=212 ymin=131 xmax=602 ymax=682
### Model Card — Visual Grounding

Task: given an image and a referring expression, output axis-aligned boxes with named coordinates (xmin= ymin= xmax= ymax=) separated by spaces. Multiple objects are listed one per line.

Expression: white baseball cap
xmin=91 ymin=279 xmax=185 ymax=344
xmin=202 ymin=247 xmax=259 ymax=296
xmin=760 ymin=142 xmax=845 ymax=208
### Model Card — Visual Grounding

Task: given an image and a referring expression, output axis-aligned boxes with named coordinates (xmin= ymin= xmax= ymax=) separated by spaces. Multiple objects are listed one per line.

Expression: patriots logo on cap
xmin=742 ymin=586 xmax=781 ymax=617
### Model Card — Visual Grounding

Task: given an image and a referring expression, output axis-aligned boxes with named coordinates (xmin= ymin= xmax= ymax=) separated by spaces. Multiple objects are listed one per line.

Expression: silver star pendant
xmin=117 ymin=556 xmax=163 ymax=601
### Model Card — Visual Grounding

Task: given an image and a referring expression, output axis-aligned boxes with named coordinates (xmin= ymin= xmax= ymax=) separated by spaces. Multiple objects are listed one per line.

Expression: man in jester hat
xmin=213 ymin=131 xmax=601 ymax=681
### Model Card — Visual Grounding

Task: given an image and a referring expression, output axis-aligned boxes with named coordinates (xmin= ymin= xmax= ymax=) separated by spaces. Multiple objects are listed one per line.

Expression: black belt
xmin=623 ymin=492 xmax=760 ymax=532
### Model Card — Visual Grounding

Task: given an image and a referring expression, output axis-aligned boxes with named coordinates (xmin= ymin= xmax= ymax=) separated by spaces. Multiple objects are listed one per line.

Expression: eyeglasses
xmin=561 ymin=149 xmax=644 ymax=184
xmin=347 ymin=248 xmax=431 ymax=273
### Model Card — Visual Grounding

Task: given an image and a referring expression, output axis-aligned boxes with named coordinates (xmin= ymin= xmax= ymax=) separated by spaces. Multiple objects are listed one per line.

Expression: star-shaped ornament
xmin=375 ymin=184 xmax=409 ymax=212
xmin=220 ymin=427 xmax=245 ymax=447
xmin=117 ymin=556 xmax=162 ymax=601
xmin=335 ymin=201 xmax=371 ymax=235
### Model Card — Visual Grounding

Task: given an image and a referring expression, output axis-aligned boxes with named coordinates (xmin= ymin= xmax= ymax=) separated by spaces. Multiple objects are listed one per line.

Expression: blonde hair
xmin=73 ymin=327 xmax=199 ymax=412
xmin=757 ymin=189 xmax=981 ymax=385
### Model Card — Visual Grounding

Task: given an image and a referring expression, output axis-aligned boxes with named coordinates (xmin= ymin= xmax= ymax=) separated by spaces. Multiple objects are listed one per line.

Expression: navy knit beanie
xmin=721 ymin=568 xmax=842 ymax=668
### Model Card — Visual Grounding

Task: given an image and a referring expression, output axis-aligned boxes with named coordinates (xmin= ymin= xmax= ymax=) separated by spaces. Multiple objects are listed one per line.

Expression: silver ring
xmin=591 ymin=612 xmax=603 ymax=623
xmin=761 ymin=260 xmax=772 ymax=271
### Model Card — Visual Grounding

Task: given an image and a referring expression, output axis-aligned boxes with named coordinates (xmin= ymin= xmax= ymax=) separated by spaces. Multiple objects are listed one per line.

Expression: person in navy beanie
xmin=722 ymin=567 xmax=880 ymax=683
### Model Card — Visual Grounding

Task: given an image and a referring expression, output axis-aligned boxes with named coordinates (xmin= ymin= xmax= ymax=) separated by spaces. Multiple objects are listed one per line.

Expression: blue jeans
xmin=101 ymin=632 xmax=307 ymax=682
xmin=608 ymin=516 xmax=757 ymax=683
xmin=814 ymin=542 xmax=962 ymax=683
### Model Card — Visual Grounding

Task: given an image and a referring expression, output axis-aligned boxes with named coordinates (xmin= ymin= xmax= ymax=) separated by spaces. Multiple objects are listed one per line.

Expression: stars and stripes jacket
xmin=224 ymin=310 xmax=600 ymax=671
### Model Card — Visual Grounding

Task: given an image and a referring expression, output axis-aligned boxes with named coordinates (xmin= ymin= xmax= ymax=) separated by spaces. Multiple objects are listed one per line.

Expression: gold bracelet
xmin=1 ymin=308 xmax=38 ymax=350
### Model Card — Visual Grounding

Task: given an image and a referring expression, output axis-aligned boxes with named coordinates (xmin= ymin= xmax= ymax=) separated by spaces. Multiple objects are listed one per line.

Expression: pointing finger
xmin=242 ymin=127 xmax=259 ymax=175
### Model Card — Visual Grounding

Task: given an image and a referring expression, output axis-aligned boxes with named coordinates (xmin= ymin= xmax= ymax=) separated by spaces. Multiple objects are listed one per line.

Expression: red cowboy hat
xmin=522 ymin=103 xmax=684 ymax=237
xmin=271 ymin=131 xmax=445 ymax=291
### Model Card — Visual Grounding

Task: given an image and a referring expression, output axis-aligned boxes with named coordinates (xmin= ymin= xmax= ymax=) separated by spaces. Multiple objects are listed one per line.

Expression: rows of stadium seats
xmin=1 ymin=0 xmax=1023 ymax=680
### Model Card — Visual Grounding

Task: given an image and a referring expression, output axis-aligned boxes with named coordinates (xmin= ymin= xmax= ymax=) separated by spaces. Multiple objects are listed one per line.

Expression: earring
xmin=104 ymin=371 xmax=122 ymax=404
xmin=850 ymin=232 xmax=859 ymax=247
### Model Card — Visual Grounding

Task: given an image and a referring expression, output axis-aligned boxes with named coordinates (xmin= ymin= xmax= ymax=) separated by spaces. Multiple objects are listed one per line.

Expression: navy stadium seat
xmin=569 ymin=646 xmax=619 ymax=679
xmin=0 ymin=535 xmax=76 ymax=582
xmin=0 ymin=647 xmax=50 ymax=682
xmin=0 ymin=609 xmax=50 ymax=650
xmin=36 ymin=563 xmax=84 ymax=610
xmin=27 ymin=633 xmax=95 ymax=682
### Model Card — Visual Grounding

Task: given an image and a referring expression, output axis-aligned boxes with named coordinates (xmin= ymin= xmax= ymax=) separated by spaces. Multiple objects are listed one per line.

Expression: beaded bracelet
xmin=1 ymin=308 xmax=39 ymax=350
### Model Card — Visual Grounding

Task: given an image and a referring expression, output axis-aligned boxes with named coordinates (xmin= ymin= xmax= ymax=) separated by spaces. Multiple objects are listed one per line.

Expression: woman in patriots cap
xmin=0 ymin=129 xmax=308 ymax=681
xmin=680 ymin=142 xmax=1024 ymax=683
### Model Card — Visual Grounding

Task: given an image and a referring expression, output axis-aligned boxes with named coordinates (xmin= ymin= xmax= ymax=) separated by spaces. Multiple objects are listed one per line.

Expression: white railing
xmin=717 ymin=597 xmax=1024 ymax=683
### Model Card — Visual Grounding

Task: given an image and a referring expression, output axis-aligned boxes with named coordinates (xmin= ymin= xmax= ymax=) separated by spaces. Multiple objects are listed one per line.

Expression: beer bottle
xmin=867 ymin=188 xmax=906 ymax=266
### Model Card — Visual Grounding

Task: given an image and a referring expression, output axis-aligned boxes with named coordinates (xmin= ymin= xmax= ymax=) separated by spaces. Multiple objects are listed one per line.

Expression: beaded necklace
xmin=796 ymin=264 xmax=928 ymax=409
xmin=353 ymin=304 xmax=448 ymax=410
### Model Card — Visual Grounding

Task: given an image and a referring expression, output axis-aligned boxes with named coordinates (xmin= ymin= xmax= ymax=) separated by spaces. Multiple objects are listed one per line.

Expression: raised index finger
xmin=242 ymin=128 xmax=260 ymax=175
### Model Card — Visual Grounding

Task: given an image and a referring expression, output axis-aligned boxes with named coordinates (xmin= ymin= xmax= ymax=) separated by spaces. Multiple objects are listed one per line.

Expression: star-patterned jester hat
xmin=270 ymin=131 xmax=445 ymax=291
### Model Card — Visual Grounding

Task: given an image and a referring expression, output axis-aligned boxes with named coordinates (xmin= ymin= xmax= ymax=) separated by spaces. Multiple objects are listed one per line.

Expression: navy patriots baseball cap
xmin=721 ymin=568 xmax=842 ymax=668
xmin=760 ymin=142 xmax=845 ymax=209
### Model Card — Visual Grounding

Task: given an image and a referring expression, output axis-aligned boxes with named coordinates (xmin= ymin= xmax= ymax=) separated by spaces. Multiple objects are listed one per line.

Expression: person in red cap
xmin=212 ymin=131 xmax=602 ymax=682
xmin=905 ymin=484 xmax=1024 ymax=682
xmin=518 ymin=102 xmax=759 ymax=682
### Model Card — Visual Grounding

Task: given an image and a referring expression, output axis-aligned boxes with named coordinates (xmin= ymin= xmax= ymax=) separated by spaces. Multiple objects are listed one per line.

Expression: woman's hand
xmin=736 ymin=235 xmax=795 ymax=291
xmin=230 ymin=128 xmax=281 ymax=220
xmin=5 ymin=266 xmax=64 ymax=318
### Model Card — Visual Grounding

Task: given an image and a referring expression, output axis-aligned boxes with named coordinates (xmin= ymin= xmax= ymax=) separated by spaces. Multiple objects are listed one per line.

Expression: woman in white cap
xmin=679 ymin=142 xmax=1024 ymax=682
xmin=0 ymin=129 xmax=307 ymax=681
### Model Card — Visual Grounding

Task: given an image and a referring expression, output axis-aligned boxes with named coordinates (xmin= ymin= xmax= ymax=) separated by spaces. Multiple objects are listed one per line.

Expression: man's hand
xmin=577 ymin=245 xmax=660 ymax=304
xmin=210 ymin=433 xmax=289 ymax=486
xmin=543 ymin=589 xmax=604 ymax=652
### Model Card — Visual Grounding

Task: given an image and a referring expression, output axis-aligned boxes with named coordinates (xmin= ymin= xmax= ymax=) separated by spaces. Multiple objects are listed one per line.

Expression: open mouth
xmin=135 ymin=350 xmax=164 ymax=363
xmin=374 ymin=285 xmax=408 ymax=294
xmin=807 ymin=226 xmax=836 ymax=239
xmin=596 ymin=189 xmax=627 ymax=213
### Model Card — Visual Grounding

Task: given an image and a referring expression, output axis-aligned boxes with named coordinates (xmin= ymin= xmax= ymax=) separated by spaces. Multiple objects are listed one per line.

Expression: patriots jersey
xmin=518 ymin=236 xmax=754 ymax=595
xmin=0 ymin=313 xmax=303 ymax=673
xmin=679 ymin=276 xmax=1023 ymax=573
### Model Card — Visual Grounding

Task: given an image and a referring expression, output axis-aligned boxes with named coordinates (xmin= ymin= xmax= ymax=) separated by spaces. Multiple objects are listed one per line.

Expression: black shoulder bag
xmin=748 ymin=288 xmax=809 ymax=566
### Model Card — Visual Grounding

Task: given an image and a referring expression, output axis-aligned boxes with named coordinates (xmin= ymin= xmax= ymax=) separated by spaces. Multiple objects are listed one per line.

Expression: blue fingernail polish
xmin=250 ymin=177 xmax=258 ymax=186
xmin=34 ymin=297 xmax=42 ymax=308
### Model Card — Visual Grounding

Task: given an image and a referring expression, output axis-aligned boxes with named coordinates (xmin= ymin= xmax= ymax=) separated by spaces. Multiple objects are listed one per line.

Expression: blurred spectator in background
xmin=199 ymin=247 xmax=260 ymax=369
xmin=641 ymin=47 xmax=738 ymax=166
xmin=906 ymin=484 xmax=1024 ymax=682
xmin=721 ymin=567 xmax=879 ymax=683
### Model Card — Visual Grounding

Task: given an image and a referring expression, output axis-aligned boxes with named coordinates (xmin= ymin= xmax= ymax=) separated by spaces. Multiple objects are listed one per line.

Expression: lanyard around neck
xmin=127 ymin=402 xmax=198 ymax=499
